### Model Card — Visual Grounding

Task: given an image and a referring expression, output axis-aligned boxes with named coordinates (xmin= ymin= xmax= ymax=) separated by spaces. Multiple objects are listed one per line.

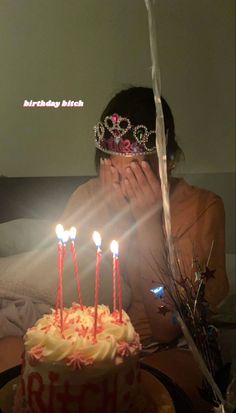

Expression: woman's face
xmin=110 ymin=155 xmax=144 ymax=182
xmin=110 ymin=154 xmax=159 ymax=183
xmin=109 ymin=154 xmax=159 ymax=199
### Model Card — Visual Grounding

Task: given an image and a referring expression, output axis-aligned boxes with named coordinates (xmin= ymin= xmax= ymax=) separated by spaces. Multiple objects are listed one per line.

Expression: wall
xmin=0 ymin=0 xmax=235 ymax=265
xmin=0 ymin=0 xmax=234 ymax=176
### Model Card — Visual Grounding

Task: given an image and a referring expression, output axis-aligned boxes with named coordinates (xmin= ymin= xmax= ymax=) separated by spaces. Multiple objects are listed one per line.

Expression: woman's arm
xmin=137 ymin=197 xmax=229 ymax=344
xmin=176 ymin=197 xmax=229 ymax=309
xmin=122 ymin=161 xmax=181 ymax=343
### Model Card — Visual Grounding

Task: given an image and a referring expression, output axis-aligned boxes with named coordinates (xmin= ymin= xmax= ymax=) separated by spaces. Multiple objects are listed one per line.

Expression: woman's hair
xmin=95 ymin=86 xmax=182 ymax=171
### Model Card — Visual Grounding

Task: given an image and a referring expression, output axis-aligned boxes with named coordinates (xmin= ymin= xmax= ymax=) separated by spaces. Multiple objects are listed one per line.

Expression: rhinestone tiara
xmin=94 ymin=113 xmax=157 ymax=157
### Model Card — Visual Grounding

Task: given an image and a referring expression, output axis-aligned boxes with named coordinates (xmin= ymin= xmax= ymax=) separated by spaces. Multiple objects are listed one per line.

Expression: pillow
xmin=0 ymin=219 xmax=53 ymax=256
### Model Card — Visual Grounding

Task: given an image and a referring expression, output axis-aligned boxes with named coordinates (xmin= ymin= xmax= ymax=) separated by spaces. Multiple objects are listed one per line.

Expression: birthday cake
xmin=13 ymin=304 xmax=141 ymax=413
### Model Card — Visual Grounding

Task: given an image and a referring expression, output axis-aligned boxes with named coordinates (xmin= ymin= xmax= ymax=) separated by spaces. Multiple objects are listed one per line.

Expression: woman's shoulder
xmin=171 ymin=178 xmax=222 ymax=207
xmin=170 ymin=178 xmax=224 ymax=237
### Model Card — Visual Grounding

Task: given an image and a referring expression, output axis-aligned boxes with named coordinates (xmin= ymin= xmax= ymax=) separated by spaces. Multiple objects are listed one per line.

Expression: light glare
xmin=55 ymin=224 xmax=64 ymax=240
xmin=69 ymin=226 xmax=77 ymax=240
xmin=110 ymin=240 xmax=119 ymax=256
xmin=92 ymin=231 xmax=101 ymax=248
xmin=62 ymin=230 xmax=70 ymax=244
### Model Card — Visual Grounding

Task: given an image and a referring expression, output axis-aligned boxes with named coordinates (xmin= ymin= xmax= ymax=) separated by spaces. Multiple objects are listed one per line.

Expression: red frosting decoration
xmin=66 ymin=351 xmax=94 ymax=370
xmin=28 ymin=345 xmax=44 ymax=363
xmin=48 ymin=372 xmax=60 ymax=412
xmin=56 ymin=381 xmax=100 ymax=413
xmin=28 ymin=372 xmax=46 ymax=411
xmin=117 ymin=341 xmax=131 ymax=357
xmin=56 ymin=381 xmax=81 ymax=413
xmin=102 ymin=374 xmax=118 ymax=413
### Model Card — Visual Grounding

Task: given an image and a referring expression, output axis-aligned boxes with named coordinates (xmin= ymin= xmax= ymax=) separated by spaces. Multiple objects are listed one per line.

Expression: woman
xmin=60 ymin=86 xmax=229 ymax=411
xmin=0 ymin=87 xmax=229 ymax=411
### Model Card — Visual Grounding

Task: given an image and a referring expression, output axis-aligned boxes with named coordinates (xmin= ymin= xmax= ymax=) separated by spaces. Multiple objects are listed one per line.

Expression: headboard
xmin=0 ymin=176 xmax=94 ymax=223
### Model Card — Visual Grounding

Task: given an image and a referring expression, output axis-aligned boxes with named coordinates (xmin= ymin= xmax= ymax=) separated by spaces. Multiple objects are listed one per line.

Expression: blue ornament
xmin=150 ymin=286 xmax=165 ymax=299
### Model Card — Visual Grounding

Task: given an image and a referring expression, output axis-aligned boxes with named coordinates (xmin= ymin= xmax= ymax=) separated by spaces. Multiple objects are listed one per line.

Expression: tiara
xmin=94 ymin=113 xmax=157 ymax=156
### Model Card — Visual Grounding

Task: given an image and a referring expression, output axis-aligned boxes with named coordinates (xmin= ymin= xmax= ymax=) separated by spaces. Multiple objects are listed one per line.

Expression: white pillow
xmin=0 ymin=219 xmax=53 ymax=256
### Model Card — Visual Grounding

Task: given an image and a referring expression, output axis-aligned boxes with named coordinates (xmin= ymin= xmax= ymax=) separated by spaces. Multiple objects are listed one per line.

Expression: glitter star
xmin=201 ymin=267 xmax=216 ymax=281
xmin=150 ymin=286 xmax=165 ymax=299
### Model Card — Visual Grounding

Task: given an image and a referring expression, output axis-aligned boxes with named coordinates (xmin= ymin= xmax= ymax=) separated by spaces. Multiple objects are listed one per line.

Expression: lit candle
xmin=69 ymin=226 xmax=83 ymax=309
xmin=55 ymin=224 xmax=64 ymax=318
xmin=92 ymin=231 xmax=102 ymax=340
xmin=58 ymin=229 xmax=69 ymax=333
xmin=116 ymin=249 xmax=123 ymax=323
xmin=110 ymin=240 xmax=122 ymax=321
xmin=110 ymin=240 xmax=118 ymax=313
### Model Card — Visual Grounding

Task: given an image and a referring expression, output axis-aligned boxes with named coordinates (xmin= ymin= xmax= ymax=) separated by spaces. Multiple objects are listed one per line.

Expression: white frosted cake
xmin=14 ymin=304 xmax=141 ymax=413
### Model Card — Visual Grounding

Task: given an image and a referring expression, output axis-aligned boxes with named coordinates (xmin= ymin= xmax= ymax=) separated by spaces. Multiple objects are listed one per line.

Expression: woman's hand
xmin=124 ymin=160 xmax=162 ymax=220
xmin=99 ymin=158 xmax=128 ymax=211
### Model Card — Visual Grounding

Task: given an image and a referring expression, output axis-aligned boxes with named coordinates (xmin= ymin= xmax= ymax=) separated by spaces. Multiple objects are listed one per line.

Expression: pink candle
xmin=59 ymin=230 xmax=69 ymax=333
xmin=69 ymin=227 xmax=83 ymax=309
xmin=112 ymin=256 xmax=117 ymax=312
xmin=116 ymin=255 xmax=123 ymax=322
xmin=55 ymin=224 xmax=64 ymax=318
xmin=110 ymin=240 xmax=122 ymax=321
xmin=92 ymin=231 xmax=102 ymax=340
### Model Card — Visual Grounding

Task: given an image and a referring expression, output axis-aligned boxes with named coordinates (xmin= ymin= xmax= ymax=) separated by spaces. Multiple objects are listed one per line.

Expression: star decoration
xmin=201 ymin=267 xmax=216 ymax=281
xmin=157 ymin=305 xmax=170 ymax=316
xmin=150 ymin=286 xmax=165 ymax=299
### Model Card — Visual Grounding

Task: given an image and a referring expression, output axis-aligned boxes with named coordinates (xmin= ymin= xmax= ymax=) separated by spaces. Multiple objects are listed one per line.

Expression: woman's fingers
xmin=111 ymin=165 xmax=120 ymax=184
xmin=103 ymin=158 xmax=112 ymax=186
xmin=130 ymin=162 xmax=147 ymax=191
xmin=113 ymin=182 xmax=126 ymax=204
xmin=124 ymin=178 xmax=136 ymax=200
xmin=100 ymin=159 xmax=127 ymax=208
xmin=125 ymin=165 xmax=141 ymax=195
xmin=141 ymin=161 xmax=161 ymax=198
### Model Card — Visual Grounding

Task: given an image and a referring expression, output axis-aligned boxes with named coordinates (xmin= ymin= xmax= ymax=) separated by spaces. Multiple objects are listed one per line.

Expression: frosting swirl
xmin=24 ymin=304 xmax=140 ymax=368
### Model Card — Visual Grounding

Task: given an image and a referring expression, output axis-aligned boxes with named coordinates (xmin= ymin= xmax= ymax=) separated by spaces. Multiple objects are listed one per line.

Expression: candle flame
xmin=110 ymin=240 xmax=119 ymax=256
xmin=55 ymin=224 xmax=64 ymax=240
xmin=92 ymin=231 xmax=101 ymax=248
xmin=62 ymin=230 xmax=70 ymax=244
xmin=69 ymin=226 xmax=77 ymax=240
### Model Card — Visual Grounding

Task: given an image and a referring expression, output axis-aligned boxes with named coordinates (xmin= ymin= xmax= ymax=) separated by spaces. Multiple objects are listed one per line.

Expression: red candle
xmin=59 ymin=230 xmax=69 ymax=333
xmin=55 ymin=224 xmax=64 ymax=318
xmin=112 ymin=255 xmax=117 ymax=312
xmin=92 ymin=231 xmax=102 ymax=340
xmin=69 ymin=227 xmax=83 ymax=309
xmin=110 ymin=240 xmax=122 ymax=322
xmin=116 ymin=255 xmax=123 ymax=322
